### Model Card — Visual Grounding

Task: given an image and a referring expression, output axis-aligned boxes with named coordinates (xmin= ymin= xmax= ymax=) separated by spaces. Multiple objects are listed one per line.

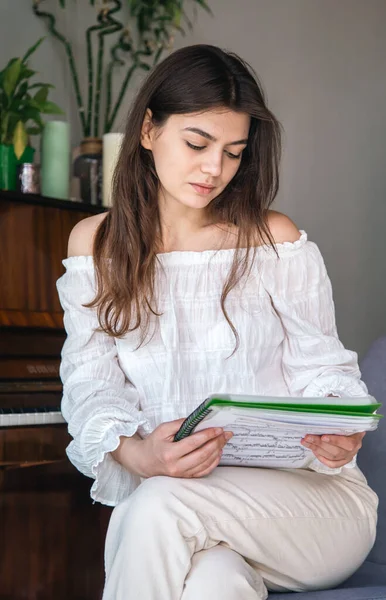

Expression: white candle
xmin=103 ymin=132 xmax=124 ymax=207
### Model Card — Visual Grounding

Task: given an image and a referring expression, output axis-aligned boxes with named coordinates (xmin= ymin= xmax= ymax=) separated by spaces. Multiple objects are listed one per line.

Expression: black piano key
xmin=0 ymin=406 xmax=62 ymax=414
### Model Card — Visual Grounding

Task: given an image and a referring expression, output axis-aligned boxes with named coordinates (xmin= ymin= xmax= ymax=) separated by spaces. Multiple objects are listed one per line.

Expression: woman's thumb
xmin=157 ymin=417 xmax=186 ymax=437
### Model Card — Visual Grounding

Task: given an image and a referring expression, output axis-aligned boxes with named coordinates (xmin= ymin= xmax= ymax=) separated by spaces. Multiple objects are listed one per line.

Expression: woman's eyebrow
xmin=182 ymin=127 xmax=248 ymax=145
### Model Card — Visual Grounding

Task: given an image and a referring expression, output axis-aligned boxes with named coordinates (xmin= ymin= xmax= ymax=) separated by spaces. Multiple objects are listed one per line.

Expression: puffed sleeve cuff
xmin=308 ymin=454 xmax=357 ymax=476
xmin=66 ymin=414 xmax=152 ymax=506
xmin=302 ymin=372 xmax=368 ymax=399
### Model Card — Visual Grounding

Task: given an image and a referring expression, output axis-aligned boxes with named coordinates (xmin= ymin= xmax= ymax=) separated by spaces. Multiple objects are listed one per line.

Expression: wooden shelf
xmin=0 ymin=189 xmax=107 ymax=213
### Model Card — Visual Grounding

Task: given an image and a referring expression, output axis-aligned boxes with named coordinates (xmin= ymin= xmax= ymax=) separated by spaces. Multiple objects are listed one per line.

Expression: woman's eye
xmin=186 ymin=142 xmax=205 ymax=151
xmin=186 ymin=141 xmax=242 ymax=160
xmin=226 ymin=151 xmax=242 ymax=160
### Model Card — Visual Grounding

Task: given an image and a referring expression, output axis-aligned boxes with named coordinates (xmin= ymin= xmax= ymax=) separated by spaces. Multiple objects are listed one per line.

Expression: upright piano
xmin=0 ymin=191 xmax=111 ymax=600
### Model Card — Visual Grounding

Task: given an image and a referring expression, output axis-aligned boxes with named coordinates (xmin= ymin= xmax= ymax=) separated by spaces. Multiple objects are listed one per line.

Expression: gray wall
xmin=1 ymin=0 xmax=385 ymax=357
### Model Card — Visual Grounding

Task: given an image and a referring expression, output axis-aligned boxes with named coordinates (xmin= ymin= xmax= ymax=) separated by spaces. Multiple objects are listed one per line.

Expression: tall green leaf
xmin=28 ymin=83 xmax=54 ymax=90
xmin=22 ymin=37 xmax=45 ymax=64
xmin=39 ymin=100 xmax=65 ymax=115
xmin=193 ymin=0 xmax=212 ymax=13
xmin=23 ymin=107 xmax=45 ymax=129
xmin=13 ymin=120 xmax=28 ymax=159
xmin=34 ymin=86 xmax=50 ymax=104
xmin=10 ymin=81 xmax=29 ymax=110
xmin=20 ymin=66 xmax=37 ymax=80
xmin=3 ymin=59 xmax=22 ymax=99
xmin=7 ymin=111 xmax=23 ymax=142
xmin=2 ymin=58 xmax=18 ymax=74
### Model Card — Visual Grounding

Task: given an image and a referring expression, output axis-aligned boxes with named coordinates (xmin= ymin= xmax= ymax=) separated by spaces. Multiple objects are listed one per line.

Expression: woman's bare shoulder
xmin=219 ymin=211 xmax=301 ymax=248
xmin=67 ymin=212 xmax=108 ymax=257
xmin=266 ymin=210 xmax=301 ymax=244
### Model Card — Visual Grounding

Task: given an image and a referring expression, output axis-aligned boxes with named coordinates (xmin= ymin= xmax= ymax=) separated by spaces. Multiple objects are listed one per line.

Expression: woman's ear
xmin=140 ymin=109 xmax=154 ymax=150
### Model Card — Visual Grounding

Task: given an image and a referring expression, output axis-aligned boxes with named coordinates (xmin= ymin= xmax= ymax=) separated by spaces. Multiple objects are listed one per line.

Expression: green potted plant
xmin=0 ymin=37 xmax=64 ymax=190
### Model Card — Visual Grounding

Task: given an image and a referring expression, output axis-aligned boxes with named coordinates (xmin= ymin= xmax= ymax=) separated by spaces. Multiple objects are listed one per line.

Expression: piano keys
xmin=0 ymin=407 xmax=65 ymax=428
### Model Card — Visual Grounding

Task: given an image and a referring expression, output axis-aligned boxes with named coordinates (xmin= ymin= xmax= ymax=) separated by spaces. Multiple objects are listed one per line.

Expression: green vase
xmin=0 ymin=144 xmax=17 ymax=191
xmin=0 ymin=144 xmax=36 ymax=191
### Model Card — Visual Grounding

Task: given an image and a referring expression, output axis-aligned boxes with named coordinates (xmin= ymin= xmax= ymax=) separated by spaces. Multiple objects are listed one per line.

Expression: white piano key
xmin=0 ymin=411 xmax=66 ymax=428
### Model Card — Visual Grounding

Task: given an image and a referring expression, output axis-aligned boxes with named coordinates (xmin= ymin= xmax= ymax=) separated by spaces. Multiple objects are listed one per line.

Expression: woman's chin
xmin=175 ymin=194 xmax=213 ymax=210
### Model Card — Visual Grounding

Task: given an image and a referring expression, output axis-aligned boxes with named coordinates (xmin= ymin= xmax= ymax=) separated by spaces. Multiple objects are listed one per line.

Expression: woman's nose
xmin=201 ymin=153 xmax=222 ymax=177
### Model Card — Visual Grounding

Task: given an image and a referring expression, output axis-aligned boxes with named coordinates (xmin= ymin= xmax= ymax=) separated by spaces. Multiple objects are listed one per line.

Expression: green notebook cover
xmin=174 ymin=393 xmax=382 ymax=442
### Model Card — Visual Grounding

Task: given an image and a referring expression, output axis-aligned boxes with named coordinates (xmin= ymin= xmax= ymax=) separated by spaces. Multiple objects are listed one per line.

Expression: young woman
xmin=57 ymin=45 xmax=378 ymax=600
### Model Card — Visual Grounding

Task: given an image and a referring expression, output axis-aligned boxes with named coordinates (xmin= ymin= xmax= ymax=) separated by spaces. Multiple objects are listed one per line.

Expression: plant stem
xmin=153 ymin=44 xmax=164 ymax=67
xmin=105 ymin=32 xmax=128 ymax=133
xmin=86 ymin=19 xmax=109 ymax=137
xmin=107 ymin=61 xmax=138 ymax=133
xmin=93 ymin=1 xmax=123 ymax=137
xmin=33 ymin=4 xmax=86 ymax=136
xmin=106 ymin=37 xmax=162 ymax=132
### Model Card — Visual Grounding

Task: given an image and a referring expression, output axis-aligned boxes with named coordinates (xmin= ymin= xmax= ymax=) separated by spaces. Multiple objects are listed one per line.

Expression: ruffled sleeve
xmin=57 ymin=256 xmax=151 ymax=506
xmin=260 ymin=232 xmax=368 ymax=474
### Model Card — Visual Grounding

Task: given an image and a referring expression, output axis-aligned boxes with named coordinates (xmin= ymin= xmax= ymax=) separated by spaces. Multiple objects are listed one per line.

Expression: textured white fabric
xmin=102 ymin=466 xmax=378 ymax=599
xmin=56 ymin=231 xmax=367 ymax=506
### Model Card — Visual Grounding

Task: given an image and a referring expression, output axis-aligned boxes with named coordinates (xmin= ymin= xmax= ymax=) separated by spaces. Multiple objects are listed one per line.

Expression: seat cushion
xmin=341 ymin=561 xmax=386 ymax=588
xmin=268 ymin=339 xmax=386 ymax=598
xmin=357 ymin=337 xmax=386 ymax=566
xmin=268 ymin=585 xmax=386 ymax=599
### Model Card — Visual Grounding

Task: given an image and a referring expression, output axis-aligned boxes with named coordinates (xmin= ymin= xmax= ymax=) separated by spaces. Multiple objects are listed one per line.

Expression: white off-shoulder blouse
xmin=56 ymin=231 xmax=367 ymax=506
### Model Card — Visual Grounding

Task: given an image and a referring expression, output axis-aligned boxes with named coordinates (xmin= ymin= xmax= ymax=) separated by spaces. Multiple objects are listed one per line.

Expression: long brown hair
xmin=88 ymin=44 xmax=282 ymax=350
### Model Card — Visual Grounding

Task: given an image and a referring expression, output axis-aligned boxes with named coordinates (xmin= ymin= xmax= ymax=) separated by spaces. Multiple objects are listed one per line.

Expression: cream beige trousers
xmin=103 ymin=465 xmax=378 ymax=600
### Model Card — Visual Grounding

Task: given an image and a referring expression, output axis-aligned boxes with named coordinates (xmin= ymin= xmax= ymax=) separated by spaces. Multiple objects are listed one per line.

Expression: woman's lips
xmin=190 ymin=183 xmax=215 ymax=195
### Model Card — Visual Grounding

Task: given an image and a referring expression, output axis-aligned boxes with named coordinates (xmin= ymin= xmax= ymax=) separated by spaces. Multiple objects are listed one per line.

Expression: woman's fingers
xmin=151 ymin=419 xmax=233 ymax=477
xmin=193 ymin=455 xmax=223 ymax=478
xmin=175 ymin=432 xmax=232 ymax=475
xmin=303 ymin=441 xmax=355 ymax=467
xmin=301 ymin=432 xmax=364 ymax=461
xmin=184 ymin=449 xmax=223 ymax=478
xmin=166 ymin=431 xmax=232 ymax=477
xmin=302 ymin=436 xmax=347 ymax=460
xmin=302 ymin=440 xmax=349 ymax=461
xmin=176 ymin=427 xmax=230 ymax=457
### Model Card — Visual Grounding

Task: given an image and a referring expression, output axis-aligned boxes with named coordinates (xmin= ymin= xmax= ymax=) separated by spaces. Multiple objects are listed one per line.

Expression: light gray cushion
xmin=356 ymin=337 xmax=386 ymax=566
xmin=268 ymin=337 xmax=386 ymax=597
xmin=269 ymin=586 xmax=386 ymax=599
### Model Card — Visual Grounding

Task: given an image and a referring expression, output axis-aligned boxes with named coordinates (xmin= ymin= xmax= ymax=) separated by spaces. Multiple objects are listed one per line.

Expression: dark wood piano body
xmin=0 ymin=191 xmax=111 ymax=600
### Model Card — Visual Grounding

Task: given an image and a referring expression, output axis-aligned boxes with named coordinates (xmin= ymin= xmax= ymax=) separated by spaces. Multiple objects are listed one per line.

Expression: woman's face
xmin=141 ymin=108 xmax=250 ymax=211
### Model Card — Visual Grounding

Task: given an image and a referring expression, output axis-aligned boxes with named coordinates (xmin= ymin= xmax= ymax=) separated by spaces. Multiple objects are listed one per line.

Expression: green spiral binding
xmin=174 ymin=399 xmax=213 ymax=442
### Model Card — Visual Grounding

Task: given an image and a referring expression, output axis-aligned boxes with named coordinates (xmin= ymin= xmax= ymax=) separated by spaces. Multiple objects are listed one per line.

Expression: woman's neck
xmin=156 ymin=192 xmax=239 ymax=253
xmin=158 ymin=221 xmax=238 ymax=254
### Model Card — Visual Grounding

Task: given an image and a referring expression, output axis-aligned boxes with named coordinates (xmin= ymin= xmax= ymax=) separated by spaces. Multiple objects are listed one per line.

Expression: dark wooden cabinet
xmin=0 ymin=191 xmax=112 ymax=600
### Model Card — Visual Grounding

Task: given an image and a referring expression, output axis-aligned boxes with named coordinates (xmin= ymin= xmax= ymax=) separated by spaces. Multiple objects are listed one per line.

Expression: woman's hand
xmin=115 ymin=419 xmax=233 ymax=479
xmin=301 ymin=432 xmax=366 ymax=468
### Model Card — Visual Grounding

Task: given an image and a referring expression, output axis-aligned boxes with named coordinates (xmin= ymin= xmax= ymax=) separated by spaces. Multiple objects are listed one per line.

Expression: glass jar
xmin=73 ymin=137 xmax=103 ymax=205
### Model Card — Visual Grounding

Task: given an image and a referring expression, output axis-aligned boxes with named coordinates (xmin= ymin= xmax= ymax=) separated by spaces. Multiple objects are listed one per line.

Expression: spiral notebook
xmin=173 ymin=393 xmax=382 ymax=469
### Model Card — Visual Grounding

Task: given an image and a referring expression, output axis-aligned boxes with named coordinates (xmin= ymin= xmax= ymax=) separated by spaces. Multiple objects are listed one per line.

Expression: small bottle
xmin=73 ymin=137 xmax=103 ymax=205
